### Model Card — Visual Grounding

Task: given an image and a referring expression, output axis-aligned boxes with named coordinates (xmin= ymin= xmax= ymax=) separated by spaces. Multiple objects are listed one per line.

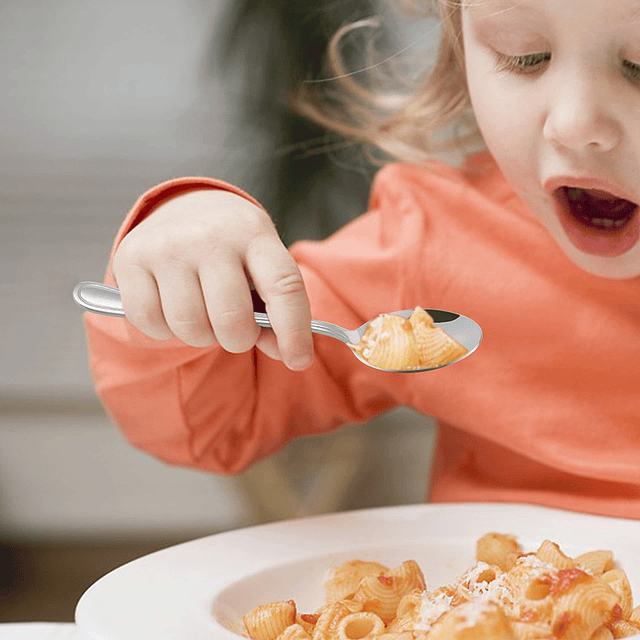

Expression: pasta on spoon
xmin=349 ymin=307 xmax=468 ymax=371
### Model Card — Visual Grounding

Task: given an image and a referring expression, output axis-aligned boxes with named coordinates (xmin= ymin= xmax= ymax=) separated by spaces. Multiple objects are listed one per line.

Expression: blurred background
xmin=0 ymin=0 xmax=440 ymax=622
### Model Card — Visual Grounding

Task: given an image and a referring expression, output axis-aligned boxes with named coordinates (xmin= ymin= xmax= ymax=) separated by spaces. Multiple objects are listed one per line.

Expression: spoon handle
xmin=72 ymin=281 xmax=271 ymax=324
xmin=73 ymin=282 xmax=126 ymax=317
xmin=72 ymin=281 xmax=353 ymax=343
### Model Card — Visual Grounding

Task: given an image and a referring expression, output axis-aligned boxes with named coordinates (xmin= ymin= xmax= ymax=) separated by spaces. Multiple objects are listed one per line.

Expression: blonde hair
xmin=290 ymin=0 xmax=484 ymax=166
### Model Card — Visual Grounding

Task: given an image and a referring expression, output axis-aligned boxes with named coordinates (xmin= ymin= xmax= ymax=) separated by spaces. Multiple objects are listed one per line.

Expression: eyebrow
xmin=467 ymin=0 xmax=533 ymax=9
xmin=470 ymin=0 xmax=640 ymax=22
xmin=466 ymin=0 xmax=540 ymax=17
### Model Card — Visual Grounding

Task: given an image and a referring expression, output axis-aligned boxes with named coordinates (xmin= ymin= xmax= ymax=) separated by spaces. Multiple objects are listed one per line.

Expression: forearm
xmin=83 ymin=167 xmax=417 ymax=473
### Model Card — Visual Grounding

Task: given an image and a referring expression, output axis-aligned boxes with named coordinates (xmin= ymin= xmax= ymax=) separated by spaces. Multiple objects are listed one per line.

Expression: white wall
xmin=0 ymin=0 xmax=261 ymax=398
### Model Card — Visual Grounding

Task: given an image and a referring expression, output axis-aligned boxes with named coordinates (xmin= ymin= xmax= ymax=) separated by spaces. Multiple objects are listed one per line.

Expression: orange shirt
xmin=84 ymin=153 xmax=640 ymax=519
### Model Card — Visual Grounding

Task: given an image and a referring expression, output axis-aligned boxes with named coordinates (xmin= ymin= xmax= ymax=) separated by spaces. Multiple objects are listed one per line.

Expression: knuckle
xmin=114 ymin=241 xmax=157 ymax=279
xmin=159 ymin=228 xmax=230 ymax=269
xmin=250 ymin=211 xmax=277 ymax=236
xmin=214 ymin=307 xmax=247 ymax=331
xmin=116 ymin=230 xmax=147 ymax=260
xmin=267 ymin=270 xmax=306 ymax=298
xmin=155 ymin=234 xmax=192 ymax=265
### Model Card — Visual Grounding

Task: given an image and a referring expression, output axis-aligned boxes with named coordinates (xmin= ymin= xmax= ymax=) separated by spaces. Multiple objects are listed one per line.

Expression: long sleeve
xmin=84 ymin=170 xmax=431 ymax=473
xmin=83 ymin=157 xmax=640 ymax=520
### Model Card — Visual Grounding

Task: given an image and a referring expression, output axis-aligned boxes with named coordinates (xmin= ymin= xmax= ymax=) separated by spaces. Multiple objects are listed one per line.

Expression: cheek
xmin=467 ymin=74 xmax=529 ymax=156
xmin=462 ymin=9 xmax=542 ymax=157
xmin=465 ymin=60 xmax=537 ymax=179
xmin=466 ymin=74 xmax=546 ymax=220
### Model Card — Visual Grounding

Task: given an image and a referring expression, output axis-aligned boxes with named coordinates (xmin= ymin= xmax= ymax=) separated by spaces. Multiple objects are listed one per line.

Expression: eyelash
xmin=494 ymin=52 xmax=551 ymax=75
xmin=623 ymin=59 xmax=640 ymax=83
xmin=494 ymin=53 xmax=640 ymax=85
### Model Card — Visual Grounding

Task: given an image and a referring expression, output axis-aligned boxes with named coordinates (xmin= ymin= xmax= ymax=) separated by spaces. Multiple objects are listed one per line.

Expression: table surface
xmin=0 ymin=624 xmax=81 ymax=640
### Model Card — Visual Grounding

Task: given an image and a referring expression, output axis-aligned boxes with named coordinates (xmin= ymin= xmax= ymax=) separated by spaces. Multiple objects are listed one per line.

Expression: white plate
xmin=75 ymin=503 xmax=640 ymax=640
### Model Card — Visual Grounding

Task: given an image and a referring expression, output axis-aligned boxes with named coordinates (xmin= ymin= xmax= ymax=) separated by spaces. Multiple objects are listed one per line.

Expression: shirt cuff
xmin=106 ymin=177 xmax=266 ymax=271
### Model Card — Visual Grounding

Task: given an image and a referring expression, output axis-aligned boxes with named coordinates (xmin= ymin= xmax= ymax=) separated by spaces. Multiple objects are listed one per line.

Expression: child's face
xmin=461 ymin=0 xmax=640 ymax=278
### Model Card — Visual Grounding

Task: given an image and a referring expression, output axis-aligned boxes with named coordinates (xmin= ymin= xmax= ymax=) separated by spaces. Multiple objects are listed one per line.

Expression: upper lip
xmin=544 ymin=176 xmax=639 ymax=205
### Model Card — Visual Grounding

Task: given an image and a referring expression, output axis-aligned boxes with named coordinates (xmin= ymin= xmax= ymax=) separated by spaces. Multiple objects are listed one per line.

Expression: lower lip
xmin=553 ymin=191 xmax=640 ymax=257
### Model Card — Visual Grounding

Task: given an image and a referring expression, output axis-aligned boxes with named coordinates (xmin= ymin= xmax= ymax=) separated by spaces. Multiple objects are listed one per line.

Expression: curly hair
xmin=213 ymin=1 xmax=482 ymax=242
xmin=291 ymin=0 xmax=483 ymax=166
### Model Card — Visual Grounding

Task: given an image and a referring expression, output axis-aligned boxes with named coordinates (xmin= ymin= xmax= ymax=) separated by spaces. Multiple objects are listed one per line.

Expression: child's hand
xmin=112 ymin=189 xmax=313 ymax=371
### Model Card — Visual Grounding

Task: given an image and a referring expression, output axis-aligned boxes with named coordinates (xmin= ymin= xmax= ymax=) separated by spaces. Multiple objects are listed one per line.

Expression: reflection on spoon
xmin=72 ymin=281 xmax=482 ymax=373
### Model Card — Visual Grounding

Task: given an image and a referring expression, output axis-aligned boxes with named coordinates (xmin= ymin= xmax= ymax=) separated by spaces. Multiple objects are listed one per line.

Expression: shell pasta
xmin=241 ymin=533 xmax=640 ymax=640
xmin=349 ymin=307 xmax=468 ymax=370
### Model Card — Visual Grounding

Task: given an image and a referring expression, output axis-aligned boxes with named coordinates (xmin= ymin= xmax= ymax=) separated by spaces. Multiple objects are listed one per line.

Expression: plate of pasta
xmin=75 ymin=503 xmax=640 ymax=640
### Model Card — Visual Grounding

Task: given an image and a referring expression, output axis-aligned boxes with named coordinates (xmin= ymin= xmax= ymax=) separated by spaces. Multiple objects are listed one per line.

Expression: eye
xmin=622 ymin=59 xmax=640 ymax=84
xmin=494 ymin=52 xmax=551 ymax=75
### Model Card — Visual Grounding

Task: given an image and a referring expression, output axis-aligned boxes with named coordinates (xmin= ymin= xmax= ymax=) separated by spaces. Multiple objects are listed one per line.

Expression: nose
xmin=542 ymin=74 xmax=621 ymax=153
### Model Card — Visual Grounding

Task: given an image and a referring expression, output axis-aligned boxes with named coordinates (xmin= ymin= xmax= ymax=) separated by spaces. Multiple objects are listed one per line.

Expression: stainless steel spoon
xmin=73 ymin=281 xmax=482 ymax=372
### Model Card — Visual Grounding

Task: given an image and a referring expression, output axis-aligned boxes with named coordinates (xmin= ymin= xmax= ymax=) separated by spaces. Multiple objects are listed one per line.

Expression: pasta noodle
xmin=243 ymin=599 xmax=297 ymax=640
xmin=325 ymin=561 xmax=390 ymax=604
xmin=349 ymin=307 xmax=468 ymax=370
xmin=241 ymin=532 xmax=640 ymax=640
xmin=574 ymin=551 xmax=615 ymax=577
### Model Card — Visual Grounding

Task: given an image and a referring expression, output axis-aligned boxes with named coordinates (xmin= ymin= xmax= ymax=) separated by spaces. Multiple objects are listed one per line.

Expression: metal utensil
xmin=73 ymin=281 xmax=482 ymax=372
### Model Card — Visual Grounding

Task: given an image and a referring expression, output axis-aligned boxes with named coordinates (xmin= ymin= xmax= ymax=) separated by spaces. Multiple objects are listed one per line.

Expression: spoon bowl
xmin=73 ymin=281 xmax=482 ymax=373
xmin=347 ymin=308 xmax=481 ymax=372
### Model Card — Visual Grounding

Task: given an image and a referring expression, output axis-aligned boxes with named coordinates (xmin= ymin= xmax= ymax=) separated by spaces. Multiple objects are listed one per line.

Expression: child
xmin=84 ymin=0 xmax=640 ymax=520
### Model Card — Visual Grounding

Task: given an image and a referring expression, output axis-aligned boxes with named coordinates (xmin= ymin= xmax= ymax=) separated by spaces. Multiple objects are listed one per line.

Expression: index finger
xmin=245 ymin=234 xmax=313 ymax=371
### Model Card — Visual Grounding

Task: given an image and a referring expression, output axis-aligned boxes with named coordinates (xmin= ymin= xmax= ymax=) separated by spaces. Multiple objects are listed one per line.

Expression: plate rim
xmin=75 ymin=502 xmax=640 ymax=640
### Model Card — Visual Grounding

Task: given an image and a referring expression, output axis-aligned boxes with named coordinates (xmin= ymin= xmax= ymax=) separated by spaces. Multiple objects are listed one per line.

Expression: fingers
xmin=115 ymin=253 xmax=266 ymax=353
xmin=199 ymin=255 xmax=260 ymax=353
xmin=155 ymin=269 xmax=216 ymax=348
xmin=112 ymin=188 xmax=314 ymax=369
xmin=114 ymin=251 xmax=273 ymax=354
xmin=245 ymin=233 xmax=313 ymax=371
xmin=116 ymin=266 xmax=215 ymax=347
xmin=114 ymin=268 xmax=173 ymax=341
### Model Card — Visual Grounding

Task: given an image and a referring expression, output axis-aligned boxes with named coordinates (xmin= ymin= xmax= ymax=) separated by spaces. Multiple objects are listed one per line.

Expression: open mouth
xmin=554 ymin=186 xmax=640 ymax=257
